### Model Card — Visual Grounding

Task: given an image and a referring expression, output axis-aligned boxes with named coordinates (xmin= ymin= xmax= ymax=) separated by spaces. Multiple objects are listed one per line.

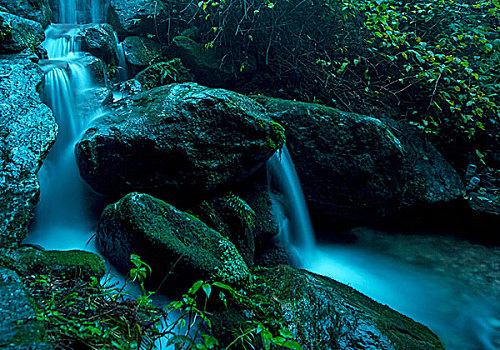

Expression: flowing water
xmin=268 ymin=148 xmax=500 ymax=350
xmin=26 ymin=19 xmax=102 ymax=250
xmin=25 ymin=0 xmax=498 ymax=348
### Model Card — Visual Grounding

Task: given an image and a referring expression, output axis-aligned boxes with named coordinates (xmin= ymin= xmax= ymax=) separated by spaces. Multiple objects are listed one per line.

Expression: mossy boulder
xmin=0 ymin=0 xmax=51 ymax=28
xmin=96 ymin=193 xmax=250 ymax=294
xmin=172 ymin=35 xmax=254 ymax=87
xmin=134 ymin=58 xmax=192 ymax=91
xmin=76 ymin=83 xmax=285 ymax=200
xmin=77 ymin=24 xmax=118 ymax=65
xmin=0 ymin=247 xmax=106 ymax=279
xmin=0 ymin=54 xmax=57 ymax=247
xmin=211 ymin=265 xmax=444 ymax=349
xmin=122 ymin=36 xmax=162 ymax=74
xmin=193 ymin=193 xmax=256 ymax=266
xmin=256 ymin=96 xmax=464 ymax=228
xmin=108 ymin=0 xmax=168 ymax=38
xmin=0 ymin=12 xmax=44 ymax=53
xmin=0 ymin=268 xmax=46 ymax=347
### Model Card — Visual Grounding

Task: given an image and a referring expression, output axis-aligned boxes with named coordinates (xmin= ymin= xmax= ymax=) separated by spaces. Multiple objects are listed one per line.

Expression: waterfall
xmin=267 ymin=146 xmax=316 ymax=266
xmin=25 ymin=1 xmax=103 ymax=251
xmin=114 ymin=33 xmax=128 ymax=82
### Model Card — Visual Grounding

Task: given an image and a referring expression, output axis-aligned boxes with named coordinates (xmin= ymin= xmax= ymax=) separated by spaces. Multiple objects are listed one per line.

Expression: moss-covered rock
xmin=0 ymin=268 xmax=47 ymax=347
xmin=211 ymin=265 xmax=444 ymax=349
xmin=0 ymin=54 xmax=57 ymax=247
xmin=76 ymin=83 xmax=285 ymax=200
xmin=0 ymin=12 xmax=44 ymax=53
xmin=0 ymin=0 xmax=51 ymax=28
xmin=122 ymin=36 xmax=162 ymax=74
xmin=0 ymin=247 xmax=106 ymax=279
xmin=172 ymin=35 xmax=255 ymax=87
xmin=256 ymin=96 xmax=465 ymax=228
xmin=96 ymin=193 xmax=250 ymax=295
xmin=134 ymin=58 xmax=192 ymax=90
xmin=193 ymin=193 xmax=256 ymax=266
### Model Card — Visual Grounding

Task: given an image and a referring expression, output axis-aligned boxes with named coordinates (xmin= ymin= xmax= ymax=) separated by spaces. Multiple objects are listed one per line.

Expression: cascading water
xmin=268 ymin=146 xmax=500 ymax=350
xmin=267 ymin=146 xmax=316 ymax=266
xmin=25 ymin=2 xmax=106 ymax=250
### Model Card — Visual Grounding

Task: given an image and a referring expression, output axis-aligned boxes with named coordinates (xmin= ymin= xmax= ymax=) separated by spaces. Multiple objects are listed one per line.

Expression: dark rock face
xmin=77 ymin=24 xmax=118 ymax=65
xmin=96 ymin=193 xmax=249 ymax=294
xmin=0 ymin=54 xmax=57 ymax=247
xmin=0 ymin=12 xmax=45 ymax=53
xmin=134 ymin=59 xmax=193 ymax=91
xmin=0 ymin=268 xmax=46 ymax=347
xmin=122 ymin=36 xmax=162 ymax=73
xmin=256 ymin=96 xmax=464 ymax=227
xmin=0 ymin=0 xmax=51 ymax=28
xmin=76 ymin=83 xmax=285 ymax=200
xmin=212 ymin=265 xmax=444 ymax=350
xmin=108 ymin=0 xmax=168 ymax=38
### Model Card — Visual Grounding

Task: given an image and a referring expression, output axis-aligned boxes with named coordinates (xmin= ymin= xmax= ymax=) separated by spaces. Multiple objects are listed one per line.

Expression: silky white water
xmin=267 ymin=147 xmax=500 ymax=350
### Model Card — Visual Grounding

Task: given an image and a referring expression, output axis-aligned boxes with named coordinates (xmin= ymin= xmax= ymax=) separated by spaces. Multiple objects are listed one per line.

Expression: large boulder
xmin=108 ymin=0 xmax=168 ymax=38
xmin=0 ymin=12 xmax=44 ymax=53
xmin=122 ymin=36 xmax=162 ymax=74
xmin=0 ymin=0 xmax=51 ymax=27
xmin=0 ymin=54 xmax=57 ymax=247
xmin=96 ymin=193 xmax=250 ymax=294
xmin=77 ymin=24 xmax=118 ymax=65
xmin=0 ymin=268 xmax=47 ymax=347
xmin=212 ymin=265 xmax=444 ymax=349
xmin=76 ymin=83 xmax=285 ymax=200
xmin=134 ymin=58 xmax=192 ymax=91
xmin=256 ymin=96 xmax=465 ymax=227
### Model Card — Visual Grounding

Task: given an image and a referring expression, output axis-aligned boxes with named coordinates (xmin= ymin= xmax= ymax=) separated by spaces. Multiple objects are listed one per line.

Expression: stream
xmin=24 ymin=1 xmax=499 ymax=349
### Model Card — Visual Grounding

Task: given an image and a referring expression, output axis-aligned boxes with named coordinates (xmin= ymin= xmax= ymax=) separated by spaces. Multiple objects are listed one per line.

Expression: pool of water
xmin=306 ymin=228 xmax=500 ymax=349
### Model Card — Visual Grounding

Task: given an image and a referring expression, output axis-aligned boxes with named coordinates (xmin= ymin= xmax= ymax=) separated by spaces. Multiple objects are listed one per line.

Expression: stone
xmin=96 ymin=193 xmax=250 ymax=294
xmin=0 ymin=0 xmax=51 ymax=28
xmin=0 ymin=268 xmax=46 ymax=347
xmin=0 ymin=53 xmax=57 ymax=247
xmin=256 ymin=96 xmax=465 ymax=227
xmin=76 ymin=83 xmax=285 ymax=200
xmin=0 ymin=12 xmax=45 ymax=54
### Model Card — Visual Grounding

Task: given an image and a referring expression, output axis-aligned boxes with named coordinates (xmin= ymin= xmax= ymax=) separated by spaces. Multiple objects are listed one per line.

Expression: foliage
xmin=162 ymin=0 xmax=499 ymax=163
xmin=25 ymin=254 xmax=163 ymax=349
xmin=164 ymin=278 xmax=301 ymax=349
xmin=25 ymin=254 xmax=301 ymax=349
xmin=339 ymin=0 xmax=499 ymax=156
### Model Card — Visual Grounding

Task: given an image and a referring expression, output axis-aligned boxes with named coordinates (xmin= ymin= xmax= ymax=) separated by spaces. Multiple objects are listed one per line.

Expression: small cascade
xmin=58 ymin=0 xmax=107 ymax=24
xmin=114 ymin=33 xmax=128 ymax=82
xmin=267 ymin=146 xmax=316 ymax=266
xmin=43 ymin=25 xmax=81 ymax=59
xmin=25 ymin=0 xmax=104 ymax=251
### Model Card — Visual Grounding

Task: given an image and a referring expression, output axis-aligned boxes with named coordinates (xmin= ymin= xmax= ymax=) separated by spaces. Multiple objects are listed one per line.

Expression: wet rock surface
xmin=77 ymin=24 xmax=118 ymax=65
xmin=76 ymin=83 xmax=284 ymax=200
xmin=212 ymin=265 xmax=444 ymax=350
xmin=0 ymin=12 xmax=45 ymax=53
xmin=96 ymin=193 xmax=250 ymax=294
xmin=256 ymin=96 xmax=464 ymax=227
xmin=0 ymin=54 xmax=57 ymax=247
xmin=0 ymin=268 xmax=46 ymax=347
xmin=0 ymin=0 xmax=51 ymax=27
